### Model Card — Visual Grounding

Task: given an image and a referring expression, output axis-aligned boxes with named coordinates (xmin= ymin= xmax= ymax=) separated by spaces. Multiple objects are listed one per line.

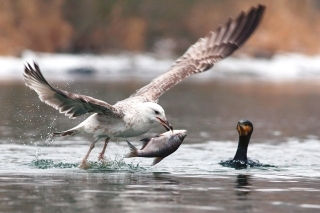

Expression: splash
xmin=30 ymin=159 xmax=78 ymax=169
xmin=85 ymin=157 xmax=145 ymax=173
xmin=219 ymin=158 xmax=276 ymax=169
xmin=41 ymin=117 xmax=57 ymax=146
xmin=30 ymin=157 xmax=145 ymax=172
xmin=30 ymin=159 xmax=77 ymax=169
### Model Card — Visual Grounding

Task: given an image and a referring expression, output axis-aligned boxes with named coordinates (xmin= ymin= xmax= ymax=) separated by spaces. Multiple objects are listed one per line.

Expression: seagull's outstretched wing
xmin=24 ymin=62 xmax=121 ymax=118
xmin=130 ymin=5 xmax=265 ymax=102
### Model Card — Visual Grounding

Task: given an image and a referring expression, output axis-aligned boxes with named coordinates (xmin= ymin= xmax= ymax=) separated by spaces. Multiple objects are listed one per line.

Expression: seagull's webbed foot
xmin=98 ymin=154 xmax=105 ymax=161
xmin=79 ymin=160 xmax=90 ymax=169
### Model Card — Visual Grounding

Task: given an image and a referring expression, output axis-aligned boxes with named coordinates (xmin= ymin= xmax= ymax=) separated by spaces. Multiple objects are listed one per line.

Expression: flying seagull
xmin=24 ymin=5 xmax=265 ymax=168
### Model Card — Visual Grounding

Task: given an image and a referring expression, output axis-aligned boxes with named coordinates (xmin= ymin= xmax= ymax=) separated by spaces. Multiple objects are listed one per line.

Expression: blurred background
xmin=2 ymin=0 xmax=320 ymax=139
xmin=1 ymin=0 xmax=320 ymax=57
xmin=2 ymin=0 xmax=320 ymax=143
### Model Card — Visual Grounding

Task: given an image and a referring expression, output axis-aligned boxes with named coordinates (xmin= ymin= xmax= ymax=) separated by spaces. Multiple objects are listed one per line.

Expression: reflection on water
xmin=235 ymin=175 xmax=252 ymax=213
xmin=1 ymin=79 xmax=320 ymax=212
xmin=236 ymin=174 xmax=251 ymax=196
xmin=1 ymin=173 xmax=320 ymax=213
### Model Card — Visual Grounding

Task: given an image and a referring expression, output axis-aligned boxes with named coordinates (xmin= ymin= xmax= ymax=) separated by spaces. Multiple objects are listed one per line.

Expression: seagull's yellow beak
xmin=156 ymin=117 xmax=173 ymax=132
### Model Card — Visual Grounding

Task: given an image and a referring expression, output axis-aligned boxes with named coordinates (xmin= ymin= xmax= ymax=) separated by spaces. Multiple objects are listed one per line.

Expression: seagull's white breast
xmin=80 ymin=101 xmax=155 ymax=139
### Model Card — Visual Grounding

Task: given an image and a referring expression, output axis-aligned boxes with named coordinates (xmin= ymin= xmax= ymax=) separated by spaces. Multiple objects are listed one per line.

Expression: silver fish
xmin=125 ymin=130 xmax=187 ymax=165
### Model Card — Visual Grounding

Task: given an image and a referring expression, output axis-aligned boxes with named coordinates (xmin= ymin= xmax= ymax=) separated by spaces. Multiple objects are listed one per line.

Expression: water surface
xmin=1 ymin=78 xmax=320 ymax=212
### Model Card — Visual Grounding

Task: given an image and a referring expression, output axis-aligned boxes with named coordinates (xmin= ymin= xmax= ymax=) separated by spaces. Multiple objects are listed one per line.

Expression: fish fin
xmin=139 ymin=138 xmax=151 ymax=150
xmin=151 ymin=157 xmax=164 ymax=166
xmin=125 ymin=140 xmax=138 ymax=158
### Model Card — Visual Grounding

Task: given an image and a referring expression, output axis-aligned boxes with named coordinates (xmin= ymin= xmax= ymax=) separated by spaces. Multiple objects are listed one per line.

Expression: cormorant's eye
xmin=154 ymin=110 xmax=160 ymax=115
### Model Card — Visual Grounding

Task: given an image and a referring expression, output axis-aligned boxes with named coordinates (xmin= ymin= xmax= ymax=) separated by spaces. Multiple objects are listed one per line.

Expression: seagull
xmin=23 ymin=5 xmax=265 ymax=168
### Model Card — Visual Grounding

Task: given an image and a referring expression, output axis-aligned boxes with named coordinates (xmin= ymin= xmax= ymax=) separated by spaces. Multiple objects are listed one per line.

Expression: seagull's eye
xmin=154 ymin=110 xmax=160 ymax=115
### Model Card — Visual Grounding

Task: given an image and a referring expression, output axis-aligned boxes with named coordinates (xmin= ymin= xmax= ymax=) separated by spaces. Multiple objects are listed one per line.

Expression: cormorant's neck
xmin=233 ymin=134 xmax=251 ymax=161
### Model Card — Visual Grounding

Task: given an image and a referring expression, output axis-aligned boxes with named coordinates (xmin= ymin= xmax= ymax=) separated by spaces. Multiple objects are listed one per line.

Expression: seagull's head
xmin=143 ymin=102 xmax=173 ymax=131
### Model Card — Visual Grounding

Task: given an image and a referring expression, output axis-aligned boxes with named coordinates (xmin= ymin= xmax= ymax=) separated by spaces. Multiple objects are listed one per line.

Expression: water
xmin=1 ymin=76 xmax=320 ymax=212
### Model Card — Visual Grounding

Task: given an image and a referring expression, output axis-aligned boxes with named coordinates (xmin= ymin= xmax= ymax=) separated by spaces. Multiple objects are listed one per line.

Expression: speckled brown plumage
xmin=131 ymin=4 xmax=265 ymax=102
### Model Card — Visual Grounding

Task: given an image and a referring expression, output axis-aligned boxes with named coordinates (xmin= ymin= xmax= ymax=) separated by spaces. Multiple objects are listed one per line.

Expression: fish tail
xmin=125 ymin=140 xmax=138 ymax=158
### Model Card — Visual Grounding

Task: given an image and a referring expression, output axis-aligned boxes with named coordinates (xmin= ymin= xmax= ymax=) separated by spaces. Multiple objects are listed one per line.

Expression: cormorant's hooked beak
xmin=156 ymin=117 xmax=173 ymax=132
xmin=237 ymin=123 xmax=252 ymax=136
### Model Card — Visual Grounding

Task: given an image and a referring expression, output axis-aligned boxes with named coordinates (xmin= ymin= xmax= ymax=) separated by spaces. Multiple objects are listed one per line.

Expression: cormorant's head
xmin=237 ymin=120 xmax=253 ymax=136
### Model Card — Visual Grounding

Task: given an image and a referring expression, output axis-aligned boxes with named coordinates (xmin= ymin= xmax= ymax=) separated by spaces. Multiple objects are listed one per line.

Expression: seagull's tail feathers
xmin=125 ymin=140 xmax=138 ymax=158
xmin=51 ymin=127 xmax=81 ymax=137
xmin=52 ymin=123 xmax=84 ymax=137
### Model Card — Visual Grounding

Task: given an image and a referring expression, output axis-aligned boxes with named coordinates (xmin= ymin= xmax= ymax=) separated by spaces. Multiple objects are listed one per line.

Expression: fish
xmin=125 ymin=130 xmax=187 ymax=165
